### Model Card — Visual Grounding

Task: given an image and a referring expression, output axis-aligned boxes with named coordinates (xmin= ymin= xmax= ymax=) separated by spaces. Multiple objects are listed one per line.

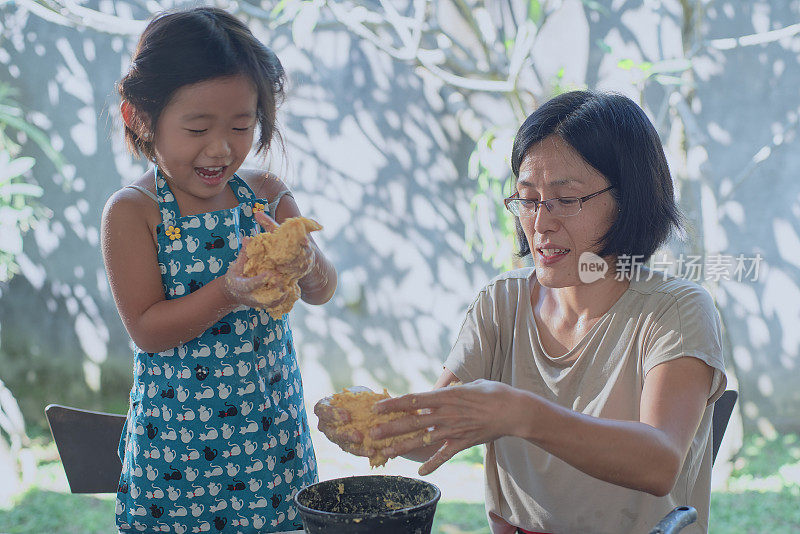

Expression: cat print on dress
xmin=116 ymin=171 xmax=317 ymax=533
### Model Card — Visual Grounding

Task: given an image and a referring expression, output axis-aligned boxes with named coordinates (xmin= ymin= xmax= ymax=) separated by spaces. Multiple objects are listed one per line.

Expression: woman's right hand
xmin=314 ymin=386 xmax=376 ymax=458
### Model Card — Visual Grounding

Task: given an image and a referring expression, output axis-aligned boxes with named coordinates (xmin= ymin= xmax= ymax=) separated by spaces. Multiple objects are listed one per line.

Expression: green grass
xmin=449 ymin=445 xmax=485 ymax=466
xmin=433 ymin=501 xmax=489 ymax=533
xmin=2 ymin=435 xmax=799 ymax=533
xmin=707 ymin=433 xmax=800 ymax=534
xmin=730 ymin=433 xmax=800 ymax=478
xmin=710 ymin=487 xmax=800 ymax=534
xmin=0 ymin=489 xmax=116 ymax=533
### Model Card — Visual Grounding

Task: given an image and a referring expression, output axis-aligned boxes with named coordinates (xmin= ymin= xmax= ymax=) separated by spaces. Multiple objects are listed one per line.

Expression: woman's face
xmin=516 ymin=135 xmax=619 ymax=288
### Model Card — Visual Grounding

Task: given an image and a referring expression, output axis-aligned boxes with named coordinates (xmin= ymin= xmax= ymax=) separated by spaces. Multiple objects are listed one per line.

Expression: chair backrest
xmin=647 ymin=391 xmax=738 ymax=533
xmin=711 ymin=390 xmax=738 ymax=466
xmin=45 ymin=404 xmax=127 ymax=493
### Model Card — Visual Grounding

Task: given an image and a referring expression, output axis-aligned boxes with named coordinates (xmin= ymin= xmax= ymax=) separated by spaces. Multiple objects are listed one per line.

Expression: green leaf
xmin=292 ymin=1 xmax=321 ymax=48
xmin=527 ymin=0 xmax=542 ymax=24
xmin=0 ymin=226 xmax=24 ymax=255
xmin=0 ymin=204 xmax=34 ymax=224
xmin=478 ymin=171 xmax=489 ymax=191
xmin=467 ymin=151 xmax=479 ymax=179
xmin=270 ymin=0 xmax=288 ymax=18
xmin=595 ymin=39 xmax=612 ymax=54
xmin=0 ymin=110 xmax=64 ymax=169
xmin=653 ymin=74 xmax=686 ymax=86
xmin=0 ymin=84 xmax=14 ymax=101
xmin=504 ymin=39 xmax=514 ymax=52
xmin=580 ymin=0 xmax=610 ymax=16
xmin=0 ymin=182 xmax=43 ymax=198
xmin=648 ymin=58 xmax=693 ymax=74
xmin=617 ymin=58 xmax=635 ymax=71
xmin=0 ymin=156 xmax=35 ymax=183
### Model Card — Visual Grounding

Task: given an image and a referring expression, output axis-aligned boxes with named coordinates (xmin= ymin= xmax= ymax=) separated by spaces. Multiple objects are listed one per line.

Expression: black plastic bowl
xmin=294 ymin=475 xmax=441 ymax=534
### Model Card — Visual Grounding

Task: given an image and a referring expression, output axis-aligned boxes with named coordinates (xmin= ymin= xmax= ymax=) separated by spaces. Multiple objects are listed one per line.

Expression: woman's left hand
xmin=372 ymin=379 xmax=517 ymax=475
xmin=313 ymin=386 xmax=377 ymax=458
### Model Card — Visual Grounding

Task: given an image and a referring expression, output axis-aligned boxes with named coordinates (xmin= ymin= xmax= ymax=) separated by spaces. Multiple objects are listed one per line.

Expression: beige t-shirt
xmin=443 ymin=268 xmax=726 ymax=534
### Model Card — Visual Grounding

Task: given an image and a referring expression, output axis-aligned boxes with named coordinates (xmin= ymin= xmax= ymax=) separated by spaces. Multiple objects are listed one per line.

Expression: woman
xmin=316 ymin=91 xmax=726 ymax=534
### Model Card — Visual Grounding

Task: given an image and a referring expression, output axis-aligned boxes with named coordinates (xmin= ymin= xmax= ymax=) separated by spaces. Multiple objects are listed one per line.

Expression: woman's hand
xmin=313 ymin=386 xmax=377 ymax=458
xmin=372 ymin=379 xmax=517 ymax=475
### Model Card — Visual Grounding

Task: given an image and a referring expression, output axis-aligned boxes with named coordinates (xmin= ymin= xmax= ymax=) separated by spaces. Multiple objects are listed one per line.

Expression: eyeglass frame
xmin=503 ymin=185 xmax=615 ymax=217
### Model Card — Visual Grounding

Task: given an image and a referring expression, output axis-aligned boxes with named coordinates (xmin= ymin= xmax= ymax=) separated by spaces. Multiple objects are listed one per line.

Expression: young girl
xmin=101 ymin=7 xmax=336 ymax=533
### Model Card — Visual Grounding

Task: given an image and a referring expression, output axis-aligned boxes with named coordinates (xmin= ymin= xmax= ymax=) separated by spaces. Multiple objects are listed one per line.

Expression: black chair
xmin=711 ymin=389 xmax=738 ymax=466
xmin=648 ymin=389 xmax=739 ymax=534
xmin=649 ymin=506 xmax=698 ymax=534
xmin=45 ymin=404 xmax=127 ymax=493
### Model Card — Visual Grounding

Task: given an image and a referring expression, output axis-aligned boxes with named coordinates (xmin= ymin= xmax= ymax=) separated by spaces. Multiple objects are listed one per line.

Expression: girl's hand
xmin=285 ymin=240 xmax=314 ymax=280
xmin=372 ymin=379 xmax=516 ymax=475
xmin=295 ymin=240 xmax=315 ymax=278
xmin=222 ymin=237 xmax=288 ymax=309
xmin=314 ymin=386 xmax=376 ymax=458
xmin=254 ymin=211 xmax=315 ymax=278
xmin=254 ymin=210 xmax=279 ymax=233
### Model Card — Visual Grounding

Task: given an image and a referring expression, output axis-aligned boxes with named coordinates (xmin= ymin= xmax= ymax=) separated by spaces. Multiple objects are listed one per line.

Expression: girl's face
xmin=152 ymin=74 xmax=258 ymax=199
xmin=516 ymin=135 xmax=619 ymax=288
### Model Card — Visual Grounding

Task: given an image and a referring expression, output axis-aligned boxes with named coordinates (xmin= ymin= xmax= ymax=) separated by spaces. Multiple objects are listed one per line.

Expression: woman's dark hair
xmin=118 ymin=7 xmax=285 ymax=159
xmin=510 ymin=90 xmax=683 ymax=262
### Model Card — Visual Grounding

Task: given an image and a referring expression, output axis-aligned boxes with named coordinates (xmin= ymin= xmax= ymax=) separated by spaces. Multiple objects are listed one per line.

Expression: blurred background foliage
xmin=0 ymin=73 xmax=66 ymax=502
xmin=0 ymin=82 xmax=61 ymax=283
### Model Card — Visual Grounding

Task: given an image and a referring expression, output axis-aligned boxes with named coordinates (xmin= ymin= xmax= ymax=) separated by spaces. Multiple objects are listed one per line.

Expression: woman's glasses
xmin=503 ymin=186 xmax=614 ymax=217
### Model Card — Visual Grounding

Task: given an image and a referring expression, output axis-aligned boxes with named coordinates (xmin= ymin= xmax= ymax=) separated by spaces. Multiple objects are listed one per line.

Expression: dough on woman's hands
xmin=244 ymin=216 xmax=322 ymax=319
xmin=328 ymin=389 xmax=424 ymax=468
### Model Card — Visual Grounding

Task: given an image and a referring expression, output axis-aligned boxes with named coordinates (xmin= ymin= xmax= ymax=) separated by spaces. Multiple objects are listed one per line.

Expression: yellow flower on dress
xmin=253 ymin=202 xmax=265 ymax=213
xmin=166 ymin=225 xmax=181 ymax=240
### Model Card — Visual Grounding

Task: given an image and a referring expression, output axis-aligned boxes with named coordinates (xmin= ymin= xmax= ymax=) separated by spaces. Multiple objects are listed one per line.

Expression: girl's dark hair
xmin=118 ymin=7 xmax=285 ymax=159
xmin=510 ymin=90 xmax=683 ymax=262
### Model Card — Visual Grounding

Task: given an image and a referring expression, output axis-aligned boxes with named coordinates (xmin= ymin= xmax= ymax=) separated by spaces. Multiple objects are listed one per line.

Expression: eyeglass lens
xmin=510 ymin=197 xmax=581 ymax=217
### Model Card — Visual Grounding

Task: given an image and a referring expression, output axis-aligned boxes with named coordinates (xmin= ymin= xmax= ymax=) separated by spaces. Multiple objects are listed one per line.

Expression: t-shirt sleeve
xmin=642 ymin=284 xmax=727 ymax=405
xmin=443 ymin=287 xmax=499 ymax=383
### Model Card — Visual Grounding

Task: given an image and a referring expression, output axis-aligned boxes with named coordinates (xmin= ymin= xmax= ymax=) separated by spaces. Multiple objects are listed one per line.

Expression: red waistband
xmin=517 ymin=529 xmax=552 ymax=534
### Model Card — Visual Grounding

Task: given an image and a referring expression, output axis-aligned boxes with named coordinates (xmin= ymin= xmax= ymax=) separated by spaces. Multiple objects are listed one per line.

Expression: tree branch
xmin=17 ymin=0 xmax=146 ymax=34
xmin=708 ymin=21 xmax=800 ymax=50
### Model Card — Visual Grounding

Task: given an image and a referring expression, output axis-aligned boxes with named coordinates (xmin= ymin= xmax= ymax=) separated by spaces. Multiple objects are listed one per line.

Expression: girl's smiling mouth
xmin=195 ymin=166 xmax=227 ymax=184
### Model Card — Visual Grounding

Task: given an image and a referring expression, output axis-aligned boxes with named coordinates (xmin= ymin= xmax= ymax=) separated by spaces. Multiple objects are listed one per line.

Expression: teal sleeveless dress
xmin=115 ymin=168 xmax=317 ymax=533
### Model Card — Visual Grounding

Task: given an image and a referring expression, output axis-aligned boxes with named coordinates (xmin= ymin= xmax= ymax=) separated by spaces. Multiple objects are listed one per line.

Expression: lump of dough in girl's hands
xmin=243 ymin=216 xmax=322 ymax=319
xmin=328 ymin=389 xmax=424 ymax=468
